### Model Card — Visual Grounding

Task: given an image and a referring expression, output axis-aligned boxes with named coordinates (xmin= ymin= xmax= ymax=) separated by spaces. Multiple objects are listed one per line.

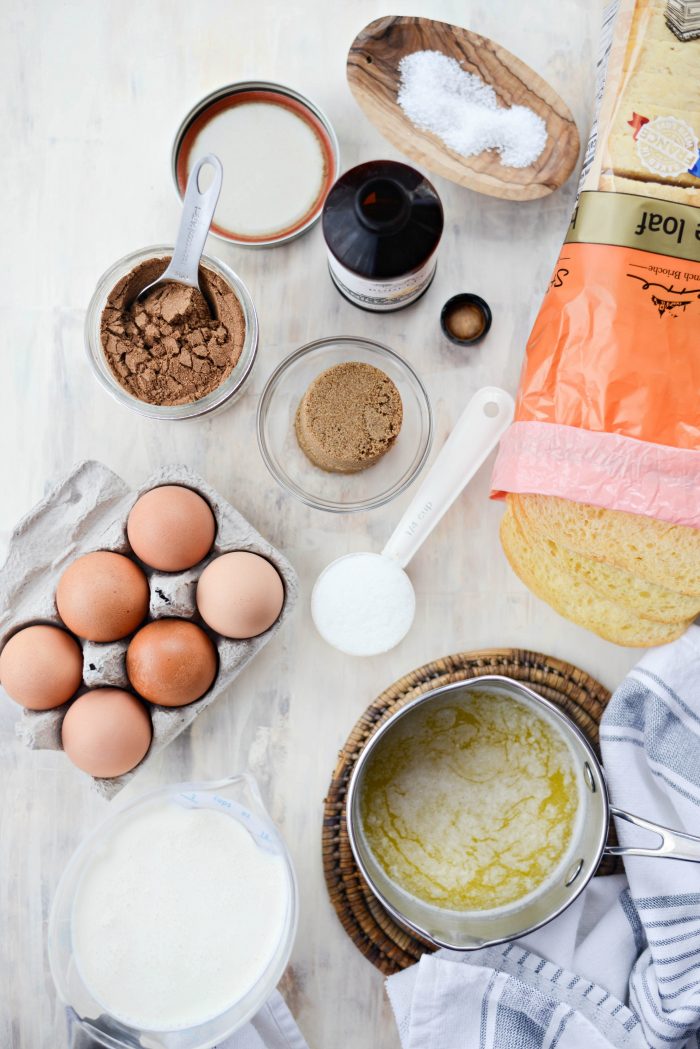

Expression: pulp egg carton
xmin=0 ymin=460 xmax=298 ymax=799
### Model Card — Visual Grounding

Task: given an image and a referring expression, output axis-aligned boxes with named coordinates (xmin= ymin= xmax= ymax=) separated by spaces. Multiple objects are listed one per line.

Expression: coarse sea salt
xmin=397 ymin=50 xmax=548 ymax=169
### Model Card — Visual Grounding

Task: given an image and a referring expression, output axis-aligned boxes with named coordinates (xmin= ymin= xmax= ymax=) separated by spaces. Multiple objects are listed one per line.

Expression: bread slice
xmin=511 ymin=494 xmax=700 ymax=597
xmin=510 ymin=497 xmax=700 ymax=623
xmin=598 ymin=171 xmax=700 ymax=206
xmin=600 ymin=0 xmax=700 ymax=196
xmin=500 ymin=506 xmax=691 ymax=647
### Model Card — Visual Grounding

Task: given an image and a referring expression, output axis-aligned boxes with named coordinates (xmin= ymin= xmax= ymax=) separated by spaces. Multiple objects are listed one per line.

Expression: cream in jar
xmin=71 ymin=800 xmax=290 ymax=1030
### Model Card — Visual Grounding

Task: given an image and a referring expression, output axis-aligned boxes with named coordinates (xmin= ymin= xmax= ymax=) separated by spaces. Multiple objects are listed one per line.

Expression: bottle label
xmin=327 ymin=250 xmax=438 ymax=311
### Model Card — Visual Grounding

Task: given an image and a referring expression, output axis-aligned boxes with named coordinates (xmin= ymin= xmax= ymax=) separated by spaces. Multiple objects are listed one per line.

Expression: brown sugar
xmin=295 ymin=362 xmax=403 ymax=473
xmin=100 ymin=257 xmax=246 ymax=406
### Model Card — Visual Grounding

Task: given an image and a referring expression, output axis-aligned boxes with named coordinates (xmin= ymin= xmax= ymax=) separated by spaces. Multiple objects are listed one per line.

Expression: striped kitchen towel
xmin=387 ymin=625 xmax=700 ymax=1049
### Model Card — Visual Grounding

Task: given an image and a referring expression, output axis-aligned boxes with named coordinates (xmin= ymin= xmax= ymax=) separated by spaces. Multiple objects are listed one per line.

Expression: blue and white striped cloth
xmin=387 ymin=626 xmax=700 ymax=1049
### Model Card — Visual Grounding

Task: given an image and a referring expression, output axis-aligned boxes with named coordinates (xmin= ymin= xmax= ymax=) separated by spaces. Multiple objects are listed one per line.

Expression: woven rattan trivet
xmin=322 ymin=648 xmax=620 ymax=975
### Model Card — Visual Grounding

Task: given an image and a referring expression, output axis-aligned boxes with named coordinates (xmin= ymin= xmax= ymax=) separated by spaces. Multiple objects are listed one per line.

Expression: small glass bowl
xmin=85 ymin=245 xmax=259 ymax=420
xmin=257 ymin=336 xmax=433 ymax=513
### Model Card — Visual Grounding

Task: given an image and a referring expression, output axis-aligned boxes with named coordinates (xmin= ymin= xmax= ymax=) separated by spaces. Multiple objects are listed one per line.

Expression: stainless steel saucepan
xmin=346 ymin=675 xmax=700 ymax=951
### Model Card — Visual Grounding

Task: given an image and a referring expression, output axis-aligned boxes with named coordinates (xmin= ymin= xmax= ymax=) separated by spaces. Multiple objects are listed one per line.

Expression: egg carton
xmin=0 ymin=460 xmax=298 ymax=799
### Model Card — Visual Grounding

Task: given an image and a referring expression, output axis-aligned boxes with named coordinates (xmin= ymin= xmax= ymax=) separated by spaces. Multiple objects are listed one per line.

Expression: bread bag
xmin=492 ymin=0 xmax=700 ymax=529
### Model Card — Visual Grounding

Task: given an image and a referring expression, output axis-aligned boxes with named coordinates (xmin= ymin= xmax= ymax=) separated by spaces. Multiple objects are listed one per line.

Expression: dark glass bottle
xmin=322 ymin=160 xmax=444 ymax=312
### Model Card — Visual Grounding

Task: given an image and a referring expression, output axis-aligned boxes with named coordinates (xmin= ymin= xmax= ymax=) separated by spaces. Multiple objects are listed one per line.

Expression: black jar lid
xmin=440 ymin=294 xmax=492 ymax=345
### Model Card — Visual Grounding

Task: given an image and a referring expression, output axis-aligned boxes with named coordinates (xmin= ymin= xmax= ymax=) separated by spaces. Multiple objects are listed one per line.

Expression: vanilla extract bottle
xmin=322 ymin=159 xmax=444 ymax=312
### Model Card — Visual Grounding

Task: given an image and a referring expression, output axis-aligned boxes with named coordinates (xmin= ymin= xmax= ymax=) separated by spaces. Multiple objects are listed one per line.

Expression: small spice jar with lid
xmin=440 ymin=294 xmax=492 ymax=346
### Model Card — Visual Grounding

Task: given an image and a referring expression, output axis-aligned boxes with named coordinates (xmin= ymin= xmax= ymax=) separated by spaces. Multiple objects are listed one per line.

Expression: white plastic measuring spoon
xmin=311 ymin=386 xmax=515 ymax=656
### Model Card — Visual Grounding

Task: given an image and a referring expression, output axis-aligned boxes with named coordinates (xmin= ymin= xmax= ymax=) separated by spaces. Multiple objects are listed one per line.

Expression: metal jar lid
xmin=172 ymin=81 xmax=340 ymax=248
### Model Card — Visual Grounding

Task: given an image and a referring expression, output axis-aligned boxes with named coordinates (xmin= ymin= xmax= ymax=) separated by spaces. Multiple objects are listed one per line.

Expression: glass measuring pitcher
xmin=49 ymin=774 xmax=298 ymax=1049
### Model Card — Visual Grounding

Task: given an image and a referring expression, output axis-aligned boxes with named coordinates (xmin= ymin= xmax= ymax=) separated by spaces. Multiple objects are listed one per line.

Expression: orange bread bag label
xmin=519 ymin=190 xmax=700 ymax=450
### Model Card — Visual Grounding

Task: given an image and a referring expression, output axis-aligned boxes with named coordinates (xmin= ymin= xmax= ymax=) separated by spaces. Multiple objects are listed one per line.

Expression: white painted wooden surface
xmin=0 ymin=1 xmax=635 ymax=1046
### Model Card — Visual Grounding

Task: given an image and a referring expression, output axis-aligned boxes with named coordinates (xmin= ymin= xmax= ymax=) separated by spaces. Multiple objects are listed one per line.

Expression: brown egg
xmin=61 ymin=688 xmax=152 ymax=778
xmin=196 ymin=552 xmax=284 ymax=639
xmin=127 ymin=485 xmax=216 ymax=572
xmin=56 ymin=551 xmax=149 ymax=642
xmin=0 ymin=624 xmax=83 ymax=710
xmin=126 ymin=619 xmax=217 ymax=707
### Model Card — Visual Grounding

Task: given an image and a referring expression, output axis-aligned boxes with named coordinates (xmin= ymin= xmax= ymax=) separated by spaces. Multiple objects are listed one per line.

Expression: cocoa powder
xmin=100 ymin=257 xmax=246 ymax=406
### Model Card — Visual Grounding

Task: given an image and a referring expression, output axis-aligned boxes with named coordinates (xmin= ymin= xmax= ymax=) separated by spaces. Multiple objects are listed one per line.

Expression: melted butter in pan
xmin=360 ymin=691 xmax=580 ymax=912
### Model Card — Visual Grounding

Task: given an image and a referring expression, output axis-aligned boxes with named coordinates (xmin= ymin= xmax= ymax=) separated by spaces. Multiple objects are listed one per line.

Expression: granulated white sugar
xmin=311 ymin=552 xmax=416 ymax=656
xmin=397 ymin=50 xmax=547 ymax=169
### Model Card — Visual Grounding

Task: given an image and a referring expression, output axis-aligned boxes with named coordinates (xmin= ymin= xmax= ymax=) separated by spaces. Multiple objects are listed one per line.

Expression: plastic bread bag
xmin=491 ymin=0 xmax=700 ymax=528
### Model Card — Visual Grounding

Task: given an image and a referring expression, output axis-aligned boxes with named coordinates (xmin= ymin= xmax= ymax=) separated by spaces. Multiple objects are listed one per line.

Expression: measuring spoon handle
xmin=161 ymin=154 xmax=223 ymax=287
xmin=382 ymin=386 xmax=514 ymax=569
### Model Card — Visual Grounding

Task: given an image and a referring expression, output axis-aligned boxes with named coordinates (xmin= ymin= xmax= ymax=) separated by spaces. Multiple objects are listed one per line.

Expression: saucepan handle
xmin=607 ymin=806 xmax=700 ymax=862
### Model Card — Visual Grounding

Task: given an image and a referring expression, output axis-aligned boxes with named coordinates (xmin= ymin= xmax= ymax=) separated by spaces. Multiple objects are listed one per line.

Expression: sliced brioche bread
xmin=500 ymin=506 xmax=691 ymax=647
xmin=511 ymin=494 xmax=700 ymax=597
xmin=598 ymin=171 xmax=700 ymax=206
xmin=510 ymin=497 xmax=700 ymax=624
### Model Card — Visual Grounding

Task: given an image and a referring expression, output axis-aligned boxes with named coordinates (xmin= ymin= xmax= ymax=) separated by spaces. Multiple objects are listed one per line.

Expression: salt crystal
xmin=397 ymin=50 xmax=547 ymax=169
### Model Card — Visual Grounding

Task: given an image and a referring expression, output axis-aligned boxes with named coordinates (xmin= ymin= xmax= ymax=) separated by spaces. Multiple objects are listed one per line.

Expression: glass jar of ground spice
xmin=85 ymin=246 xmax=258 ymax=419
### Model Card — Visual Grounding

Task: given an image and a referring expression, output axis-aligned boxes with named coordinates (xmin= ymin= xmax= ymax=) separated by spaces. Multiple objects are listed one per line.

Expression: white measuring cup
xmin=311 ymin=386 xmax=515 ymax=655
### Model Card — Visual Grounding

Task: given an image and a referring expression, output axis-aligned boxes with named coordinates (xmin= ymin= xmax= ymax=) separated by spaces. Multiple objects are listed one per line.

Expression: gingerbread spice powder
xmin=100 ymin=257 xmax=246 ymax=406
